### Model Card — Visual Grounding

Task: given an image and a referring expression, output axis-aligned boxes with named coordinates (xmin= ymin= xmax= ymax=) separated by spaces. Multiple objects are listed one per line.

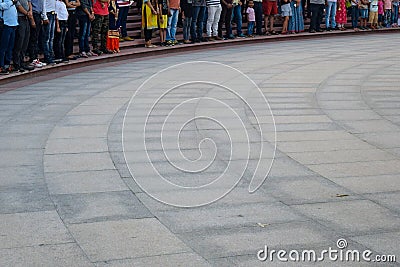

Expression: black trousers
xmin=309 ymin=3 xmax=324 ymax=31
xmin=254 ymin=1 xmax=263 ymax=35
xmin=65 ymin=11 xmax=77 ymax=57
xmin=27 ymin=12 xmax=42 ymax=61
xmin=13 ymin=16 xmax=30 ymax=68
xmin=144 ymin=29 xmax=152 ymax=41
xmin=218 ymin=5 xmax=233 ymax=37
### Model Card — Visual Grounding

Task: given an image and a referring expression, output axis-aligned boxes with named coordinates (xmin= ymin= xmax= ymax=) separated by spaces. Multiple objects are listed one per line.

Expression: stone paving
xmin=0 ymin=34 xmax=400 ymax=266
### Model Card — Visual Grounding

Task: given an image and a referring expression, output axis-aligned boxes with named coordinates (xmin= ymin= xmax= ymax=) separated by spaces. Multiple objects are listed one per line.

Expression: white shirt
xmin=55 ymin=0 xmax=68 ymax=20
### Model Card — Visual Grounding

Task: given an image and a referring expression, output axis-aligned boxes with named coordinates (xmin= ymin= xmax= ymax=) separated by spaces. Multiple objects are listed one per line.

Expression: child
xmin=180 ymin=0 xmax=193 ymax=43
xmin=158 ymin=0 xmax=169 ymax=45
xmin=280 ymin=0 xmax=292 ymax=34
xmin=392 ymin=0 xmax=399 ymax=26
xmin=369 ymin=0 xmax=379 ymax=29
xmin=246 ymin=0 xmax=255 ymax=36
xmin=54 ymin=0 xmax=69 ymax=62
xmin=335 ymin=0 xmax=347 ymax=30
xmin=378 ymin=0 xmax=384 ymax=27
xmin=383 ymin=0 xmax=392 ymax=26
xmin=359 ymin=0 xmax=369 ymax=29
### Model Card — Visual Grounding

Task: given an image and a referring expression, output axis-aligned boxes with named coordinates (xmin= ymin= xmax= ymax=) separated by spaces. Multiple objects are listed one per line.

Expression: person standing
xmin=117 ymin=0 xmax=134 ymax=41
xmin=350 ymin=0 xmax=360 ymax=30
xmin=191 ymin=0 xmax=206 ymax=42
xmin=325 ymin=0 xmax=337 ymax=30
xmin=142 ymin=0 xmax=158 ymax=47
xmin=166 ymin=0 xmax=180 ymax=45
xmin=28 ymin=0 xmax=46 ymax=67
xmin=0 ymin=0 xmax=18 ymax=74
xmin=13 ymin=0 xmax=35 ymax=71
xmin=76 ymin=0 xmax=94 ymax=57
xmin=232 ymin=0 xmax=245 ymax=37
xmin=263 ymin=0 xmax=278 ymax=34
xmin=180 ymin=0 xmax=192 ymax=43
xmin=246 ymin=0 xmax=255 ymax=36
xmin=288 ymin=0 xmax=304 ymax=33
xmin=218 ymin=0 xmax=234 ymax=39
xmin=205 ymin=0 xmax=221 ymax=40
xmin=252 ymin=0 xmax=262 ymax=34
xmin=92 ymin=0 xmax=111 ymax=54
xmin=54 ymin=0 xmax=68 ymax=61
xmin=43 ymin=0 xmax=57 ymax=64
xmin=308 ymin=0 xmax=324 ymax=32
xmin=335 ymin=0 xmax=347 ymax=30
xmin=64 ymin=0 xmax=80 ymax=60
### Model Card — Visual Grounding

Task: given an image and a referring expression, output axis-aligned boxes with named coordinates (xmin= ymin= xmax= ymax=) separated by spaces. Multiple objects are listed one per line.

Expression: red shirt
xmin=93 ymin=0 xmax=109 ymax=15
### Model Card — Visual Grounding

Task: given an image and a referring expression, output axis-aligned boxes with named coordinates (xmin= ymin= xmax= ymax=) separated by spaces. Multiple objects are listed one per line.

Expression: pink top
xmin=383 ymin=0 xmax=391 ymax=8
xmin=378 ymin=0 xmax=384 ymax=13
xmin=246 ymin=7 xmax=255 ymax=21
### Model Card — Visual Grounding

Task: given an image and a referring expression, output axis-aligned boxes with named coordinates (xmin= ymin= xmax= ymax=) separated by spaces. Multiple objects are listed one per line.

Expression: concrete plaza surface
xmin=0 ymin=34 xmax=400 ymax=266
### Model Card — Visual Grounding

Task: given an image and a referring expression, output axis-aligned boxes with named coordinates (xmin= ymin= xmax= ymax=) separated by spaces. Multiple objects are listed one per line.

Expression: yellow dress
xmin=142 ymin=0 xmax=158 ymax=30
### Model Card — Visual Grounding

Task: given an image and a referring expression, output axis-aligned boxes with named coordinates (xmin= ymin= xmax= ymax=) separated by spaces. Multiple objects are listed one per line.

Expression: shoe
xmin=247 ymin=34 xmax=254 ymax=38
xmin=207 ymin=36 xmax=215 ymax=41
xmin=309 ymin=29 xmax=316 ymax=33
xmin=92 ymin=49 xmax=103 ymax=55
xmin=227 ymin=34 xmax=235 ymax=39
xmin=214 ymin=36 xmax=223 ymax=40
xmin=166 ymin=40 xmax=173 ymax=46
xmin=200 ymin=37 xmax=208 ymax=42
xmin=316 ymin=29 xmax=324 ymax=32
xmin=160 ymin=42 xmax=166 ymax=47
xmin=79 ymin=52 xmax=88 ymax=58
xmin=32 ymin=59 xmax=45 ymax=68
xmin=123 ymin=36 xmax=134 ymax=41
xmin=87 ymin=51 xmax=98 ymax=56
xmin=119 ymin=38 xmax=125 ymax=42
xmin=61 ymin=58 xmax=69 ymax=63
xmin=22 ymin=64 xmax=35 ymax=71
xmin=326 ymin=27 xmax=332 ymax=31
xmin=173 ymin=40 xmax=179 ymax=45
xmin=19 ymin=67 xmax=25 ymax=73
xmin=54 ymin=58 xmax=63 ymax=63
xmin=236 ymin=33 xmax=246 ymax=38
xmin=183 ymin=40 xmax=191 ymax=44
xmin=0 ymin=67 xmax=9 ymax=74
xmin=8 ymin=65 xmax=18 ymax=72
xmin=102 ymin=49 xmax=114 ymax=54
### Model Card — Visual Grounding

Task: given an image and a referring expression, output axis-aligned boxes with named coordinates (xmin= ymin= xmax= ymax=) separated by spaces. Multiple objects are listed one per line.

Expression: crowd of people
xmin=0 ymin=0 xmax=399 ymax=74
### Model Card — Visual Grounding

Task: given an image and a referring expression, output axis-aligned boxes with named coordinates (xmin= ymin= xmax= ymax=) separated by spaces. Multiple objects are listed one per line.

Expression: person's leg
xmin=309 ymin=3 xmax=317 ymax=31
xmin=207 ymin=6 xmax=215 ymax=37
xmin=213 ymin=5 xmax=222 ymax=36
xmin=183 ymin=17 xmax=190 ymax=40
xmin=248 ymin=21 xmax=254 ymax=35
xmin=225 ymin=6 xmax=233 ymax=37
xmin=92 ymin=14 xmax=101 ymax=50
xmin=234 ymin=5 xmax=243 ymax=35
xmin=49 ymin=14 xmax=56 ymax=59
xmin=269 ymin=15 xmax=274 ymax=31
xmin=118 ymin=7 xmax=129 ymax=37
xmin=5 ymin=27 xmax=16 ymax=69
xmin=60 ymin=21 xmax=68 ymax=59
xmin=144 ymin=28 xmax=152 ymax=42
xmin=20 ymin=18 xmax=30 ymax=67
xmin=197 ymin=6 xmax=206 ymax=39
xmin=191 ymin=6 xmax=200 ymax=41
xmin=330 ymin=1 xmax=337 ymax=28
xmin=325 ymin=1 xmax=332 ymax=28
xmin=78 ymin=16 xmax=87 ymax=53
xmin=316 ymin=4 xmax=324 ymax=30
xmin=0 ymin=26 xmax=13 ymax=69
xmin=42 ymin=14 xmax=54 ymax=62
xmin=170 ymin=9 xmax=179 ymax=40
xmin=218 ymin=5 xmax=227 ymax=37
xmin=100 ymin=15 xmax=109 ymax=51
xmin=254 ymin=1 xmax=263 ymax=35
xmin=54 ymin=24 xmax=62 ymax=59
xmin=13 ymin=19 xmax=24 ymax=69
xmin=65 ymin=12 xmax=76 ymax=57
xmin=28 ymin=13 xmax=42 ymax=61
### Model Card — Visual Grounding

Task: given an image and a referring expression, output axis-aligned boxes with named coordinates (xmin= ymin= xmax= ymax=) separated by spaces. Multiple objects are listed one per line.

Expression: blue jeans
xmin=325 ymin=1 xmax=337 ymax=28
xmin=167 ymin=8 xmax=179 ymax=41
xmin=351 ymin=6 xmax=359 ymax=28
xmin=392 ymin=5 xmax=399 ymax=24
xmin=191 ymin=6 xmax=206 ymax=41
xmin=78 ymin=15 xmax=91 ymax=53
xmin=232 ymin=4 xmax=243 ymax=35
xmin=183 ymin=16 xmax=192 ymax=40
xmin=0 ymin=25 xmax=16 ymax=68
xmin=42 ymin=12 xmax=56 ymax=62
xmin=117 ymin=6 xmax=129 ymax=37
xmin=247 ymin=21 xmax=254 ymax=35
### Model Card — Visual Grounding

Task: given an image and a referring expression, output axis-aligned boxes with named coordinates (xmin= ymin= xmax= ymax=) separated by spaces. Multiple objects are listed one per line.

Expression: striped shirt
xmin=206 ymin=0 xmax=220 ymax=5
xmin=117 ymin=0 xmax=131 ymax=7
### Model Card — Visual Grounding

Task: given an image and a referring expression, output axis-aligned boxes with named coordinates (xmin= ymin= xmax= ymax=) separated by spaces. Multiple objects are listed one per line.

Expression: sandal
xmin=145 ymin=44 xmax=157 ymax=48
xmin=271 ymin=30 xmax=279 ymax=35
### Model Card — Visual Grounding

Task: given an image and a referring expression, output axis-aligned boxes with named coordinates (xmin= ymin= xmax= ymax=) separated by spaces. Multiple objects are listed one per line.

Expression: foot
xmin=309 ymin=29 xmax=316 ymax=33
xmin=123 ymin=36 xmax=134 ymax=41
xmin=92 ymin=49 xmax=103 ymax=56
xmin=236 ymin=33 xmax=246 ymax=38
xmin=214 ymin=36 xmax=223 ymax=40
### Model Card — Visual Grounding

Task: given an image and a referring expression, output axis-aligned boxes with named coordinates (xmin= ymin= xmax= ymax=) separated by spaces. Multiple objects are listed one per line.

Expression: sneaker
xmin=236 ymin=33 xmax=246 ymax=38
xmin=123 ymin=36 xmax=134 ymax=41
xmin=31 ymin=59 xmax=46 ymax=68
xmin=54 ymin=58 xmax=63 ymax=63
xmin=183 ymin=40 xmax=191 ymax=44
xmin=79 ymin=52 xmax=88 ymax=58
xmin=173 ymin=40 xmax=179 ymax=45
xmin=8 ymin=65 xmax=18 ymax=72
xmin=0 ymin=67 xmax=9 ymax=74
xmin=227 ymin=34 xmax=235 ymax=39
xmin=207 ymin=36 xmax=215 ymax=41
xmin=166 ymin=40 xmax=173 ymax=46
xmin=119 ymin=37 xmax=125 ymax=42
xmin=61 ymin=58 xmax=69 ymax=63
